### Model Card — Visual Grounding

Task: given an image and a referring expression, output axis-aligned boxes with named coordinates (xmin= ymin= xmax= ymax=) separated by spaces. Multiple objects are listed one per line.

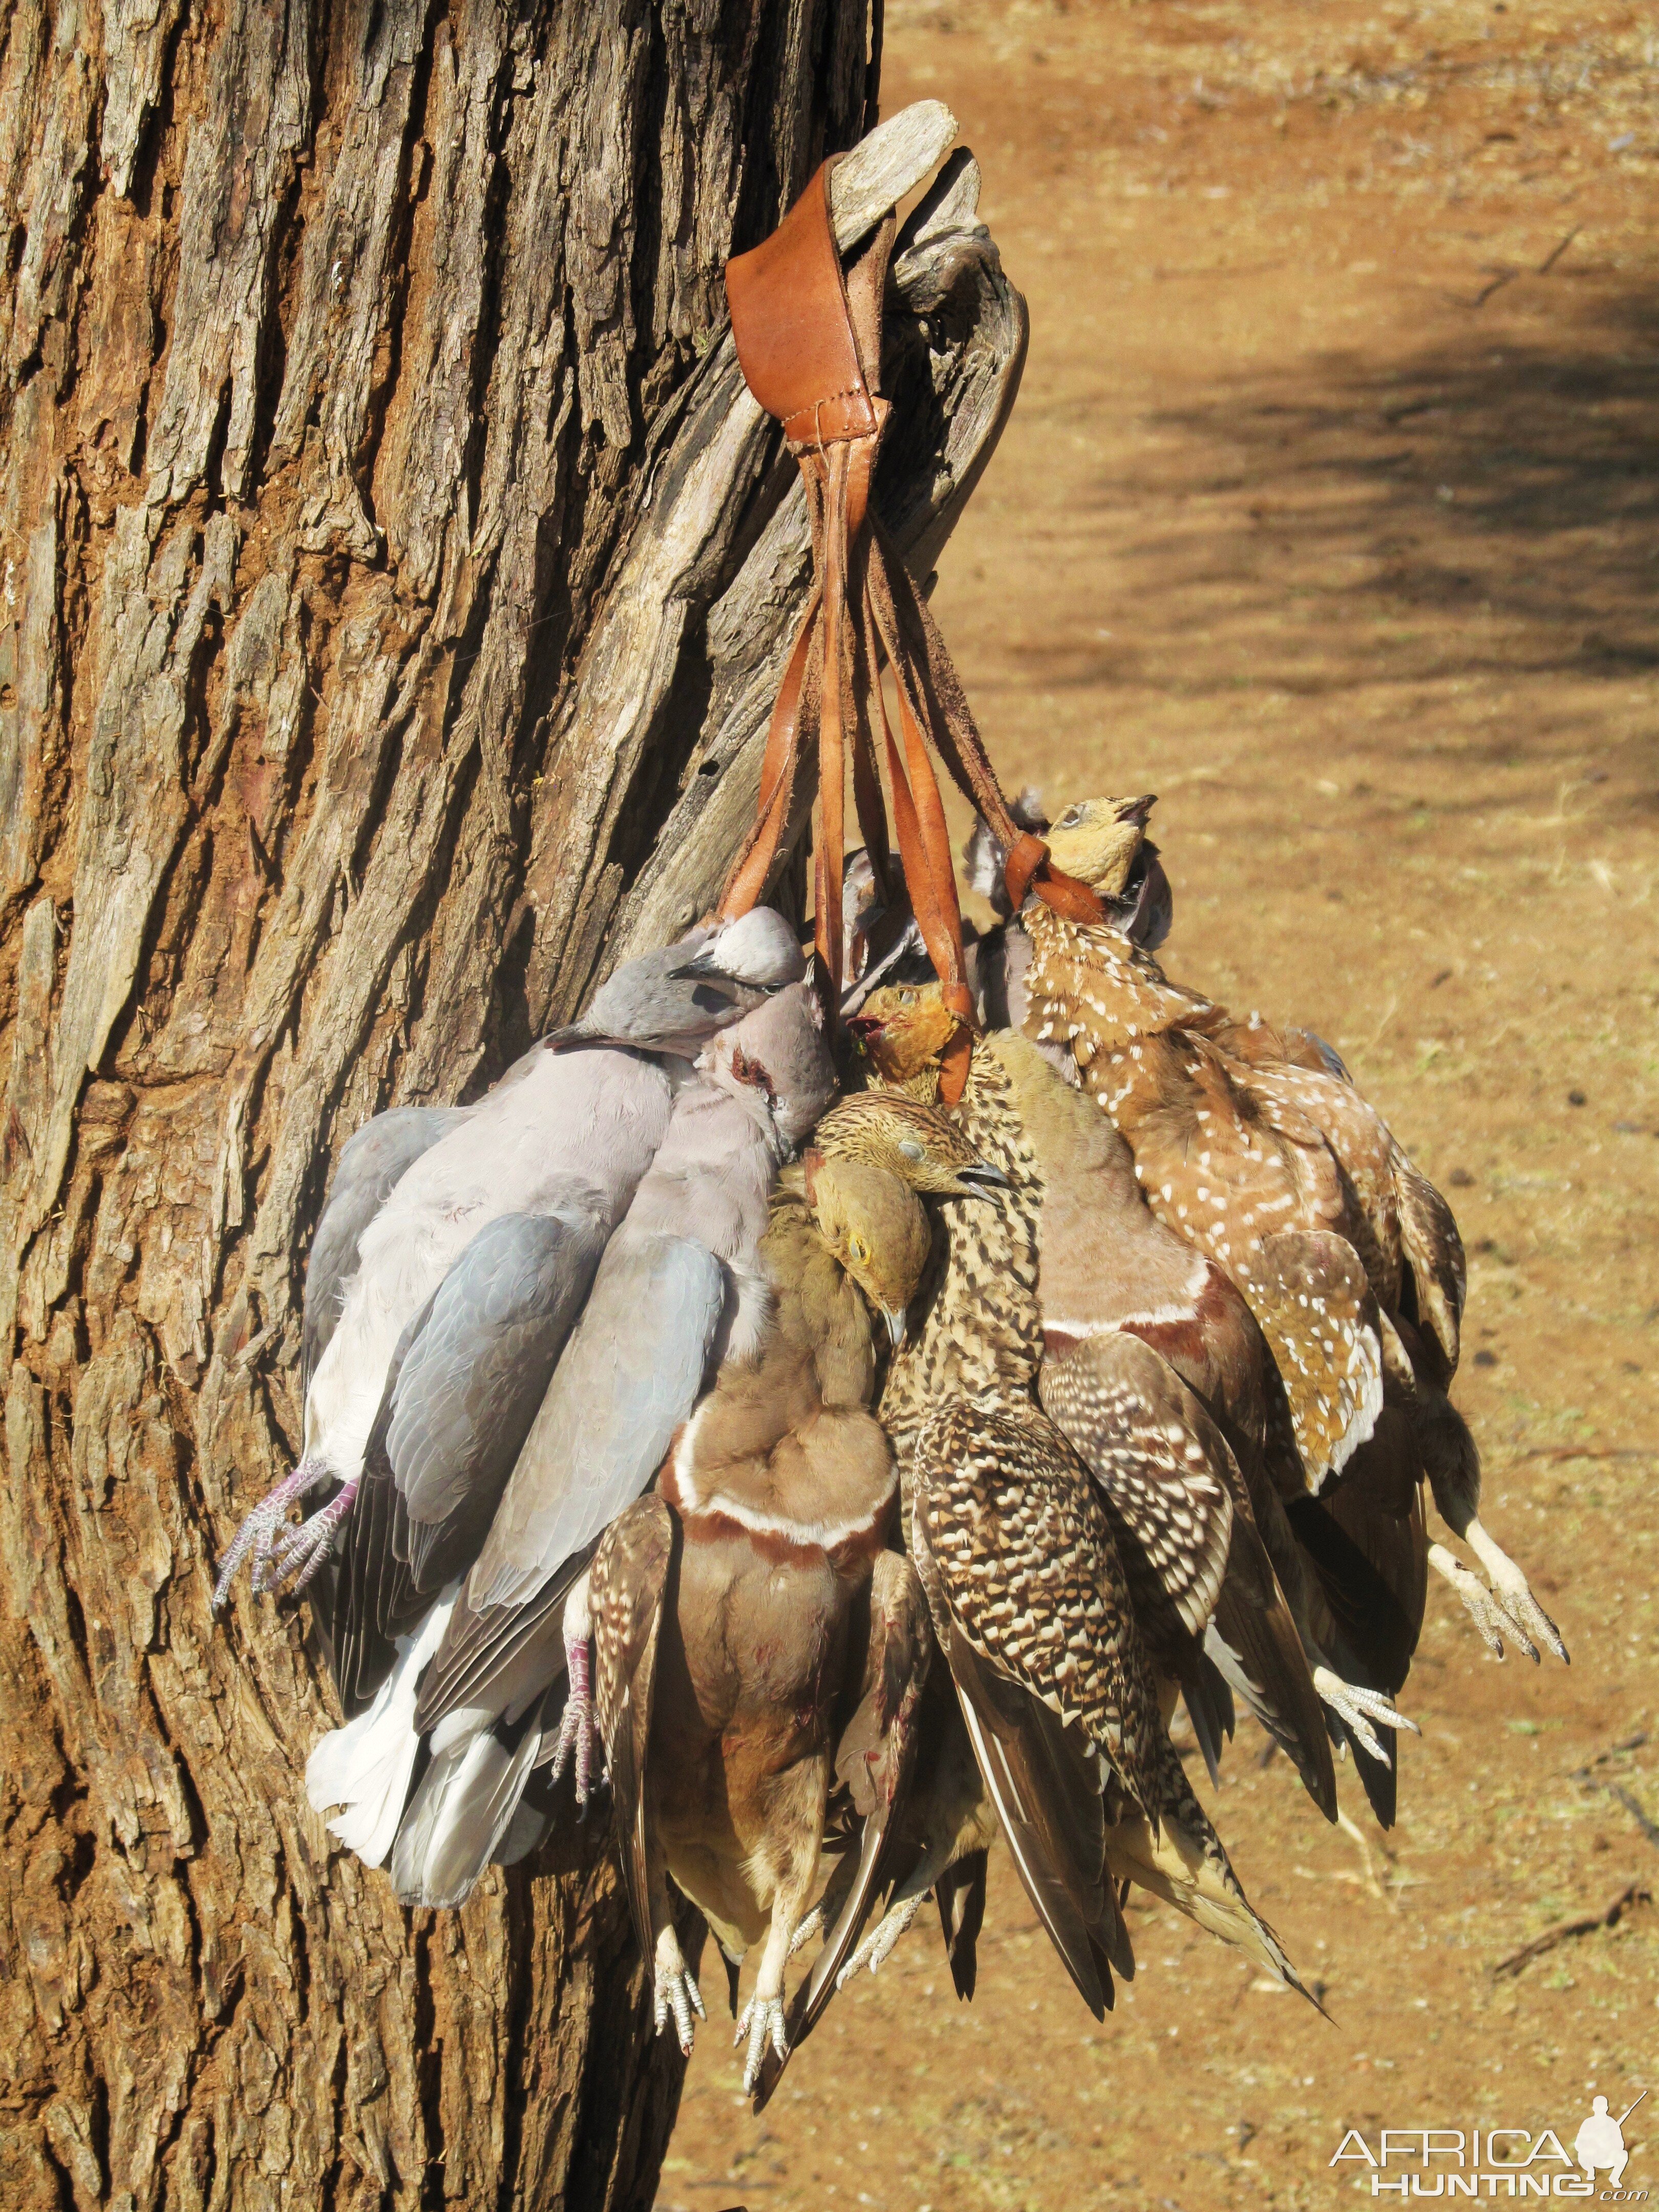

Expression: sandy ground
xmin=660 ymin=5 xmax=1659 ymax=2205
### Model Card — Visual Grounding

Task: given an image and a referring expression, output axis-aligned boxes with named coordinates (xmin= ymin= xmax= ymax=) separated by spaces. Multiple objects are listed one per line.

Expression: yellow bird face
xmin=843 ymin=982 xmax=965 ymax=1087
xmin=804 ymin=1158 xmax=932 ymax=1348
xmin=1041 ymin=794 xmax=1158 ymax=898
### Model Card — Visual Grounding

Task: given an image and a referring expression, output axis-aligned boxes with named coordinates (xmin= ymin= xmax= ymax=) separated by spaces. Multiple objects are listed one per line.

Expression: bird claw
xmin=653 ymin=1964 xmax=707 ymax=2056
xmin=1462 ymin=1523 xmax=1569 ymax=1665
xmin=262 ymin=1482 xmax=358 ymax=1596
xmin=835 ymin=1891 xmax=922 ymax=1987
xmin=212 ymin=1460 xmax=333 ymax=1607
xmin=1312 ymin=1667 xmax=1418 ymax=1767
xmin=547 ymin=1696 xmax=603 ymax=1805
xmin=547 ymin=1635 xmax=603 ymax=1802
xmin=1491 ymin=1579 xmax=1569 ymax=1666
xmin=734 ymin=1993 xmax=788 ymax=2092
xmin=788 ymin=1903 xmax=825 ymax=1957
xmin=1436 ymin=1547 xmax=1523 ymax=1659
xmin=1429 ymin=1539 xmax=1565 ymax=1664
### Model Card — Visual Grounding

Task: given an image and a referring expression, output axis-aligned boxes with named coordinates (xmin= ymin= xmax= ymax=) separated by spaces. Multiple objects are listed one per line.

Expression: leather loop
xmin=1030 ymin=861 xmax=1110 ymax=925
xmin=936 ymin=980 xmax=976 ymax=1108
xmin=722 ymin=153 xmax=1087 ymax=1070
xmin=727 ymin=159 xmax=878 ymax=444
xmin=1002 ymin=832 xmax=1049 ymax=916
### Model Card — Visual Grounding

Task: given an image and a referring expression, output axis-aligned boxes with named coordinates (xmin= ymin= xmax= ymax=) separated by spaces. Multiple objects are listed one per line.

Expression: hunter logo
xmin=1331 ymin=2093 xmax=1648 ymax=2198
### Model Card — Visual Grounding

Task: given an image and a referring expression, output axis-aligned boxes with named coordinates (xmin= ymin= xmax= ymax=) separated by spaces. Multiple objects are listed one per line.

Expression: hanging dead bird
xmin=213 ymin=912 xmax=809 ymax=1614
xmin=1005 ymin=797 xmax=1563 ymax=1673
xmin=850 ymin=980 xmax=1410 ymax=1803
xmin=589 ymin=1153 xmax=943 ymax=2092
xmin=863 ymin=1038 xmax=1311 ymax=2009
xmin=303 ymin=979 xmax=836 ymax=1907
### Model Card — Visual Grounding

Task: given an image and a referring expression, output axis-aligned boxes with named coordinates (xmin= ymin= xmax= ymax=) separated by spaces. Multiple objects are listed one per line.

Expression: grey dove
xmin=305 ymin=979 xmax=837 ymax=1907
xmin=212 ymin=910 xmax=806 ymax=1614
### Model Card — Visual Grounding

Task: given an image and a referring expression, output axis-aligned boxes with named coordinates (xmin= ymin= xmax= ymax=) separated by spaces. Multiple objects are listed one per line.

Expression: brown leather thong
xmin=719 ymin=157 xmax=1103 ymax=1101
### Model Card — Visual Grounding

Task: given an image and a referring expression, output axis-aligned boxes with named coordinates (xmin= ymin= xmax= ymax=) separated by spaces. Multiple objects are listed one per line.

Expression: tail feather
xmin=389 ymin=1696 xmax=547 ymax=1908
xmin=1181 ymin=1655 xmax=1234 ymax=1789
xmin=1112 ymin=1740 xmax=1316 ymax=2004
xmin=1207 ymin=1516 xmax=1338 ymax=1821
xmin=1104 ymin=1795 xmax=1313 ymax=2000
xmin=306 ymin=1593 xmax=455 ymax=1865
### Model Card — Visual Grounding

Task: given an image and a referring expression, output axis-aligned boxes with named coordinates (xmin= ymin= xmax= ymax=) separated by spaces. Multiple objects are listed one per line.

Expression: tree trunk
xmin=0 ymin=5 xmax=1025 ymax=2207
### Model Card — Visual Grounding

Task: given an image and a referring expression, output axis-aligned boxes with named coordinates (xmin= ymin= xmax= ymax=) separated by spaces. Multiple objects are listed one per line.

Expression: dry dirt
xmin=660 ymin=4 xmax=1659 ymax=2205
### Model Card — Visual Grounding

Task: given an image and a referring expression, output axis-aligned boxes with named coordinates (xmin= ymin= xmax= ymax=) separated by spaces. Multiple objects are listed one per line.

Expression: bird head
xmin=708 ymin=980 xmax=836 ymax=1150
xmin=669 ymin=906 xmax=806 ymax=992
xmin=1040 ymin=794 xmax=1171 ymax=949
xmin=803 ymin=1156 xmax=932 ymax=1348
xmin=811 ymin=1088 xmax=1008 ymax=1197
xmin=843 ymin=981 xmax=967 ymax=1087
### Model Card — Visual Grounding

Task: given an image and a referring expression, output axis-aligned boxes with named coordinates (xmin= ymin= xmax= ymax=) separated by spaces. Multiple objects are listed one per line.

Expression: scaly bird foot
xmin=735 ymin=1993 xmax=788 ymax=2093
xmin=547 ymin=1630 xmax=603 ymax=1803
xmin=1463 ymin=1520 xmax=1570 ymax=1665
xmin=653 ymin=1963 xmax=707 ymax=2056
xmin=788 ymin=1859 xmax=857 ymax=1958
xmin=262 ymin=1478 xmax=359 ymax=1596
xmin=788 ymin=1903 xmax=825 ymax=1957
xmin=1311 ymin=1667 xmax=1420 ymax=1767
xmin=1429 ymin=1540 xmax=1554 ymax=1664
xmin=835 ymin=1891 xmax=923 ymax=1987
xmin=211 ymin=1459 xmax=332 ymax=1608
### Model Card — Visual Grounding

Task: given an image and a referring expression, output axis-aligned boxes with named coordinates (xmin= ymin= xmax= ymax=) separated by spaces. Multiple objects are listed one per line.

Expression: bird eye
xmin=900 ymin=989 xmax=917 ymax=1006
xmin=1057 ymin=804 xmax=1083 ymax=829
xmin=850 ymin=1237 xmax=869 ymax=1264
xmin=899 ymin=1137 xmax=925 ymax=1163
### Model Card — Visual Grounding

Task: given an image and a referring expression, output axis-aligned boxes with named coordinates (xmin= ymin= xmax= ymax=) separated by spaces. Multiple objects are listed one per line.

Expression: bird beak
xmin=883 ymin=1306 xmax=908 ymax=1351
xmin=668 ymin=948 xmax=726 ymax=982
xmin=950 ymin=1161 xmax=1011 ymax=1195
xmin=844 ymin=1012 xmax=883 ymax=1043
xmin=1119 ymin=793 xmax=1157 ymax=827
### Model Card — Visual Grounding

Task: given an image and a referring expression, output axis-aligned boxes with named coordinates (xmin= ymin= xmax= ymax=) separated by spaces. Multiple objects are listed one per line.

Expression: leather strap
xmin=721 ymin=154 xmax=1100 ymax=1083
xmin=726 ymin=160 xmax=879 ymax=446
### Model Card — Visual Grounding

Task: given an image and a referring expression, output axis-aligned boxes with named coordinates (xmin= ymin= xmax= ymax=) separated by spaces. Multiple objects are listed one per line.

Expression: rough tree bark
xmin=0 ymin=6 xmax=1025 ymax=2208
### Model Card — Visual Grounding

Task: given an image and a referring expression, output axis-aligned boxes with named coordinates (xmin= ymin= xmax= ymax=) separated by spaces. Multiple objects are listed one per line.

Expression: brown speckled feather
xmin=590 ymin=1494 xmax=677 ymax=1967
xmin=1022 ymin=901 xmax=1389 ymax=1486
xmin=1036 ymin=1333 xmax=1232 ymax=1640
xmin=913 ymin=1396 xmax=1165 ymax=1818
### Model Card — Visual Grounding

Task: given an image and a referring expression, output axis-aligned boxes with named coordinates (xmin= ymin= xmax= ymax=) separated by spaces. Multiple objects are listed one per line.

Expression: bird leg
xmin=836 ymin=1887 xmax=925 ymax=1984
xmin=652 ymin=1912 xmax=707 ymax=2057
xmin=735 ymin=1905 xmax=796 ymax=2094
xmin=1429 ymin=1540 xmax=1520 ymax=1660
xmin=1461 ymin=1518 xmax=1569 ymax=1664
xmin=786 ymin=1847 xmax=859 ymax=1958
xmin=211 ymin=1456 xmax=333 ymax=1607
xmin=264 ymin=1477 xmax=360 ymax=1594
xmin=547 ymin=1571 xmax=603 ymax=1802
xmin=736 ymin=1789 xmax=824 ymax=2093
xmin=1310 ymin=1667 xmax=1420 ymax=1767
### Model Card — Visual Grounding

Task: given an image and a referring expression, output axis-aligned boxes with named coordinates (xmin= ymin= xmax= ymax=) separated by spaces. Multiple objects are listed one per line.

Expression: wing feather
xmin=328 ymin=1207 xmax=604 ymax=1715
xmin=590 ymin=1497 xmax=677 ymax=1967
xmin=303 ymin=1106 xmax=467 ymax=1393
xmin=413 ymin=1233 xmax=725 ymax=1732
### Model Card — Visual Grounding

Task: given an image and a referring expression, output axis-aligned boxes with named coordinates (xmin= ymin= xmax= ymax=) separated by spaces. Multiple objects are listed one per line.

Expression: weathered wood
xmin=0 ymin=8 xmax=1025 ymax=2208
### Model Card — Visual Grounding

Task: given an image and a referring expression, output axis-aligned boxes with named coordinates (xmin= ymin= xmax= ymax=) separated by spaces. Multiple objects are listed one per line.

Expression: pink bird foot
xmin=212 ymin=1458 xmax=333 ymax=1608
xmin=263 ymin=1477 xmax=359 ymax=1596
xmin=548 ymin=1626 xmax=603 ymax=1804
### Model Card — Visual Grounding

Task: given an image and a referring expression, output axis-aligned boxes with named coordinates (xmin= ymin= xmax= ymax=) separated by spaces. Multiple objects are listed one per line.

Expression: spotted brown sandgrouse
xmin=1017 ymin=795 xmax=1565 ymax=1678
